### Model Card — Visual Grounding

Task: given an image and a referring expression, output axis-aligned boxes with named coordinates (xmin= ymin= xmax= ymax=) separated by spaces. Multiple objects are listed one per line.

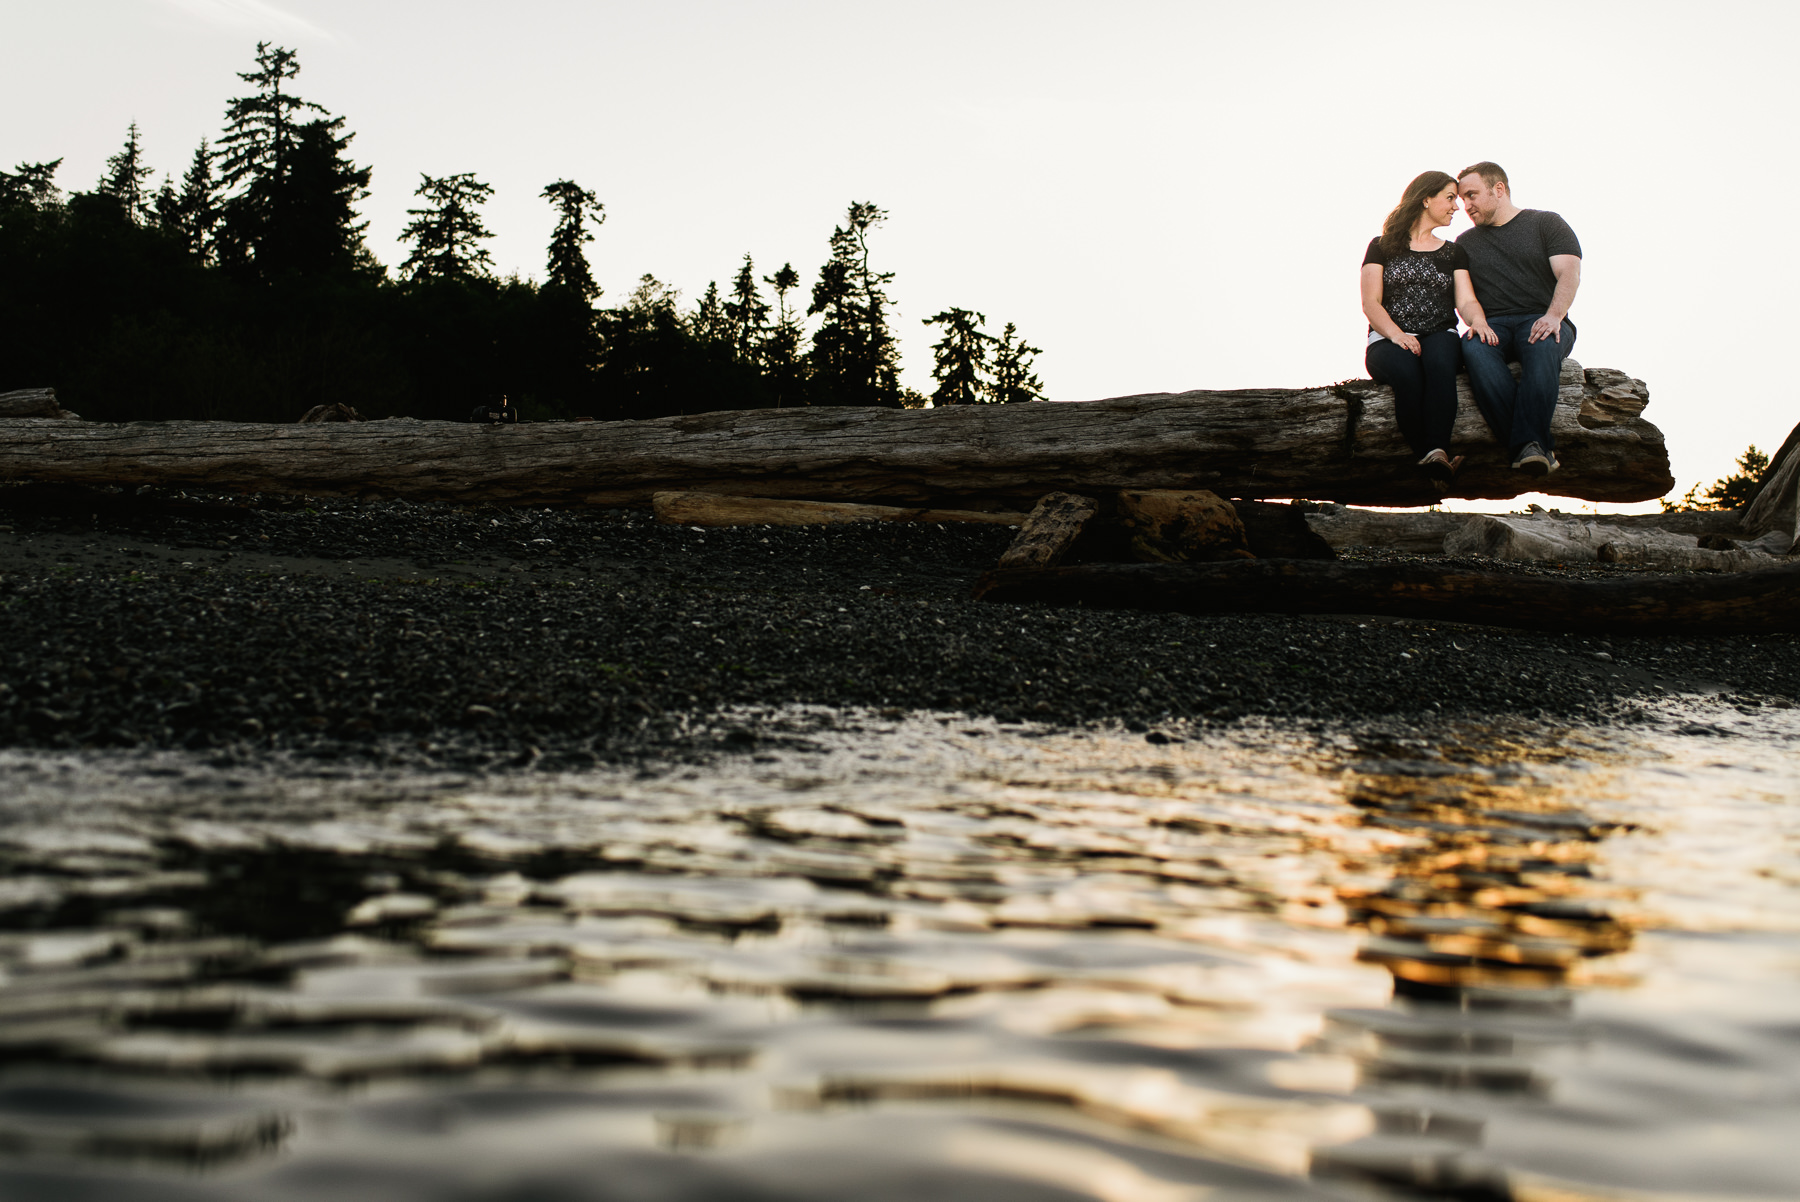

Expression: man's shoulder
xmin=1521 ymin=209 xmax=1581 ymax=255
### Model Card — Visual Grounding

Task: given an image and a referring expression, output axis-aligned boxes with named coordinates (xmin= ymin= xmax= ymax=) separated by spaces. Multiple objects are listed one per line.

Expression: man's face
xmin=1458 ymin=174 xmax=1506 ymax=226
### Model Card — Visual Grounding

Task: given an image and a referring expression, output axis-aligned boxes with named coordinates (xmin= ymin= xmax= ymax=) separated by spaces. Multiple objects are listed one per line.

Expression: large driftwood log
xmin=0 ymin=360 xmax=1671 ymax=508
xmin=974 ymin=559 xmax=1800 ymax=635
xmin=652 ymin=491 xmax=1024 ymax=527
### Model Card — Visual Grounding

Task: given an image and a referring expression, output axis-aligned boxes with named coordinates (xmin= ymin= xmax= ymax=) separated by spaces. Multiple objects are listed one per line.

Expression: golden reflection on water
xmin=1340 ymin=728 xmax=1639 ymax=996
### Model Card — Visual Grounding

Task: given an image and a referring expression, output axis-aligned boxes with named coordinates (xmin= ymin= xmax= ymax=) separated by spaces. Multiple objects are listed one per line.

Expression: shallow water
xmin=0 ymin=697 xmax=1796 ymax=1201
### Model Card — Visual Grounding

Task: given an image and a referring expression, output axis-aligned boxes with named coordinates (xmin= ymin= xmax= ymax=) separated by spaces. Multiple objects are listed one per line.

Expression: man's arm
xmin=1529 ymin=255 xmax=1581 ymax=343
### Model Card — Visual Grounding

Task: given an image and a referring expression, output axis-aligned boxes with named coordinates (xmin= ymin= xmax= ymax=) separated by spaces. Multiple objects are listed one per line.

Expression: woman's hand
xmin=1466 ymin=323 xmax=1498 ymax=346
xmin=1393 ymin=332 xmax=1422 ymax=356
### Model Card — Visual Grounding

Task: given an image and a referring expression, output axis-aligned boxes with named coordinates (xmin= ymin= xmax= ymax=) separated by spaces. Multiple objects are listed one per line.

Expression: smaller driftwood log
xmin=0 ymin=388 xmax=76 ymax=420
xmin=975 ymin=559 xmax=1800 ymax=634
xmin=652 ymin=491 xmax=1024 ymax=527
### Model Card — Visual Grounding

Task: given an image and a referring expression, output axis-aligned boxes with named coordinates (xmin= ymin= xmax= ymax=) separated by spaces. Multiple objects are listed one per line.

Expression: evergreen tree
xmin=399 ymin=172 xmax=494 ymax=281
xmin=922 ymin=307 xmax=993 ymax=406
xmin=628 ymin=273 xmax=679 ymax=315
xmin=98 ymin=123 xmax=154 ymax=223
xmin=1664 ymin=444 xmax=1772 ymax=512
xmin=167 ymin=140 xmax=221 ymax=261
xmin=724 ymin=254 xmax=770 ymax=365
xmin=807 ymin=201 xmax=902 ymax=407
xmin=541 ymin=179 xmax=604 ymax=300
xmin=690 ymin=280 xmax=729 ymax=345
xmin=214 ymin=46 xmax=368 ymax=278
xmin=988 ymin=322 xmax=1046 ymax=403
xmin=216 ymin=43 xmax=323 ymax=196
xmin=0 ymin=159 xmax=63 ymax=210
xmin=262 ymin=118 xmax=372 ymax=276
xmin=761 ymin=262 xmax=805 ymax=406
xmin=151 ymin=177 xmax=179 ymax=232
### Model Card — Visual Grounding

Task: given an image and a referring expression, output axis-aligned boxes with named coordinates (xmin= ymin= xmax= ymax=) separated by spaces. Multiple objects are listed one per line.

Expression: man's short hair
xmin=1458 ymin=161 xmax=1509 ymax=191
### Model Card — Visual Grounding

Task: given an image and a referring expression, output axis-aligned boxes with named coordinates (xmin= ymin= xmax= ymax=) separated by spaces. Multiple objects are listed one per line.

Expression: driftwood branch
xmin=1743 ymin=423 xmax=1800 ymax=546
xmin=974 ymin=559 xmax=1800 ymax=635
xmin=652 ymin=491 xmax=1024 ymax=528
xmin=0 ymin=360 xmax=1670 ymax=508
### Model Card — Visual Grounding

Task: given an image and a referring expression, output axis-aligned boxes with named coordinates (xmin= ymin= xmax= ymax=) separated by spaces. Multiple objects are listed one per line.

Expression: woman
xmin=1361 ymin=170 xmax=1497 ymax=482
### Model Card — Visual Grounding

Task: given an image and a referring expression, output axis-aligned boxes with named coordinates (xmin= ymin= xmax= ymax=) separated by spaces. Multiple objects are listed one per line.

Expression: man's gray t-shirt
xmin=1456 ymin=209 xmax=1582 ymax=317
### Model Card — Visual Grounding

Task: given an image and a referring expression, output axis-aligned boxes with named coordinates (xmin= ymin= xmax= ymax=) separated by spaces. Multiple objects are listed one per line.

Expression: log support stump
xmin=997 ymin=493 xmax=1099 ymax=570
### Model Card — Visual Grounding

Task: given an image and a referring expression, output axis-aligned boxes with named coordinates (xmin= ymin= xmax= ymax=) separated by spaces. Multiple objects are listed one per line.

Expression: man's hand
xmin=1393 ymin=332 xmax=1422 ymax=356
xmin=1465 ymin=323 xmax=1499 ymax=346
xmin=1532 ymin=255 xmax=1581 ymax=344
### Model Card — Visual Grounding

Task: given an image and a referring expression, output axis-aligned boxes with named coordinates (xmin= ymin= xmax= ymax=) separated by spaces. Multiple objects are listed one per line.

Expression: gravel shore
xmin=2 ymin=484 xmax=1795 ymax=768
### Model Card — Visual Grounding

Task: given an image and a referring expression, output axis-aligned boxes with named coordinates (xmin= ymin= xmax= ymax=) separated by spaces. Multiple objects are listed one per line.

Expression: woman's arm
xmin=1453 ymin=269 xmax=1498 ymax=345
xmin=1361 ymin=263 xmax=1419 ymax=354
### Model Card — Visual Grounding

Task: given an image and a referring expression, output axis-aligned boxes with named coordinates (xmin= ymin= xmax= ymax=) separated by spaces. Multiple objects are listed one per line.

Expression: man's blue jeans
xmin=1461 ymin=314 xmax=1575 ymax=456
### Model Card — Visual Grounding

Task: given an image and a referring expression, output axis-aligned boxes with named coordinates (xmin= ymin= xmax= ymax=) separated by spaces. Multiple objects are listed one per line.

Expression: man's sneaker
xmin=1511 ymin=442 xmax=1554 ymax=477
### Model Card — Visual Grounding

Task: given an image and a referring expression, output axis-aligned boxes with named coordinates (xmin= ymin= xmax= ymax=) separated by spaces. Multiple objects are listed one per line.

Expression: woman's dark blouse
xmin=1363 ymin=237 xmax=1468 ymax=337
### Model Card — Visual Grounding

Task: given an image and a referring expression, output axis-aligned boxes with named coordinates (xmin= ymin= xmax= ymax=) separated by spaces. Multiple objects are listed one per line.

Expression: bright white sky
xmin=5 ymin=0 xmax=1794 ymax=509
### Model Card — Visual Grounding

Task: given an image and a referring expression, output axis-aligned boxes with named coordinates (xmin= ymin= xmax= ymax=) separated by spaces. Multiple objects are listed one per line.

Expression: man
xmin=1455 ymin=162 xmax=1582 ymax=477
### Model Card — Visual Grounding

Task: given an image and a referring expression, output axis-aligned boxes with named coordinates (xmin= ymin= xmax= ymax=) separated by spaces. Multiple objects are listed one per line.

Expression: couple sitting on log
xmin=1361 ymin=161 xmax=1581 ymax=485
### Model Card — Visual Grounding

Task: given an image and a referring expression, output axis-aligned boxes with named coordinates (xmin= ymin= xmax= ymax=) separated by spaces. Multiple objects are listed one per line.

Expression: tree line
xmin=0 ymin=44 xmax=1044 ymax=424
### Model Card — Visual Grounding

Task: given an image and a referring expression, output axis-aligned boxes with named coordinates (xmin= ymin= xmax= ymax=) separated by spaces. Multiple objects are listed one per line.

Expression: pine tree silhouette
xmin=923 ymin=308 xmax=993 ymax=406
xmin=807 ymin=202 xmax=901 ymax=407
xmin=0 ymin=160 xmax=63 ymax=210
xmin=213 ymin=45 xmax=367 ymax=278
xmin=762 ymin=262 xmax=805 ymax=406
xmin=98 ymin=123 xmax=154 ymax=223
xmin=217 ymin=44 xmax=323 ymax=195
xmin=988 ymin=322 xmax=1045 ymax=403
xmin=399 ymin=173 xmax=495 ymax=281
xmin=541 ymin=179 xmax=604 ymax=300
xmin=690 ymin=280 xmax=729 ymax=345
xmin=725 ymin=254 xmax=770 ymax=365
xmin=165 ymin=141 xmax=220 ymax=260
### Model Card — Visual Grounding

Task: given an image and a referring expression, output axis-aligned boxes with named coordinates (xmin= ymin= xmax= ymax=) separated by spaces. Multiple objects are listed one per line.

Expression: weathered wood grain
xmin=974 ymin=559 xmax=1800 ymax=635
xmin=0 ymin=360 xmax=1672 ymax=508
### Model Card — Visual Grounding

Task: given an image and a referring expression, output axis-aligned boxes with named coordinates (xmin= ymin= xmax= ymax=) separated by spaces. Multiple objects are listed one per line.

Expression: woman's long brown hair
xmin=1379 ymin=170 xmax=1456 ymax=256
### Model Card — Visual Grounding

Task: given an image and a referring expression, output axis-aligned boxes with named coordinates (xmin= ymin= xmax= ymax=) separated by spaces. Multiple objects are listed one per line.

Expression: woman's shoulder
xmin=1362 ymin=236 xmax=1386 ymax=265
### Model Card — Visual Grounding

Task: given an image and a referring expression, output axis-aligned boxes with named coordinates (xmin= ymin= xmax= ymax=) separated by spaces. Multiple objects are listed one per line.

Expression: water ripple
xmin=0 ymin=698 xmax=1795 ymax=1200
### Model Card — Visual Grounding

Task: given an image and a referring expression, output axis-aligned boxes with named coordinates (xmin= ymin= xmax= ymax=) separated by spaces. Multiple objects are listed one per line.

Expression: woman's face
xmin=1422 ymin=183 xmax=1459 ymax=227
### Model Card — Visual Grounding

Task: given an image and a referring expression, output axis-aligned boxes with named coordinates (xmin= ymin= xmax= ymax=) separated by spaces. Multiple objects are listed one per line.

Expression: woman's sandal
xmin=1418 ymin=449 xmax=1464 ymax=483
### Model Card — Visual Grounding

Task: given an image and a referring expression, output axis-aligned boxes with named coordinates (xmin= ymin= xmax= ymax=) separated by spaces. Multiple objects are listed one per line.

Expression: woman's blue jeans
xmin=1460 ymin=315 xmax=1576 ymax=456
xmin=1365 ymin=330 xmax=1463 ymax=460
